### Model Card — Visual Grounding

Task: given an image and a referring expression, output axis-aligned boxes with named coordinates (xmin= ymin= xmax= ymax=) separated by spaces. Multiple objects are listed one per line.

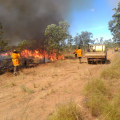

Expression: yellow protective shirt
xmin=77 ymin=49 xmax=82 ymax=57
xmin=11 ymin=53 xmax=20 ymax=66
xmin=74 ymin=49 xmax=78 ymax=54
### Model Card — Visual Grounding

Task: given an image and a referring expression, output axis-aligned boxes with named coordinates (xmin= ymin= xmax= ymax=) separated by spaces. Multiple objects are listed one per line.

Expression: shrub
xmin=102 ymin=101 xmax=120 ymax=120
xmin=20 ymin=85 xmax=34 ymax=94
xmin=83 ymin=54 xmax=120 ymax=119
xmin=85 ymin=79 xmax=110 ymax=96
xmin=101 ymin=54 xmax=120 ymax=80
xmin=21 ymin=85 xmax=27 ymax=92
xmin=84 ymin=79 xmax=110 ymax=116
xmin=101 ymin=68 xmax=120 ymax=80
xmin=48 ymin=101 xmax=84 ymax=120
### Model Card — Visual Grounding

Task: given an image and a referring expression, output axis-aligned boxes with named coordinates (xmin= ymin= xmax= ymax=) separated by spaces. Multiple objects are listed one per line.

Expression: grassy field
xmin=83 ymin=52 xmax=120 ymax=120
xmin=0 ymin=49 xmax=118 ymax=120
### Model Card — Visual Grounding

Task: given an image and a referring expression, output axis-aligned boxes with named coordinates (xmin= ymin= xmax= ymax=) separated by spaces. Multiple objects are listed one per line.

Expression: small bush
xmin=85 ymin=79 xmax=110 ymax=95
xmin=10 ymin=82 xmax=16 ymax=87
xmin=101 ymin=68 xmax=120 ymax=80
xmin=27 ymin=88 xmax=34 ymax=94
xmin=21 ymin=85 xmax=27 ymax=92
xmin=48 ymin=101 xmax=84 ymax=120
xmin=84 ymin=79 xmax=110 ymax=116
xmin=20 ymin=85 xmax=34 ymax=94
xmin=102 ymin=92 xmax=120 ymax=120
xmin=83 ymin=54 xmax=120 ymax=119
xmin=102 ymin=101 xmax=120 ymax=120
xmin=85 ymin=92 xmax=108 ymax=116
xmin=101 ymin=54 xmax=120 ymax=80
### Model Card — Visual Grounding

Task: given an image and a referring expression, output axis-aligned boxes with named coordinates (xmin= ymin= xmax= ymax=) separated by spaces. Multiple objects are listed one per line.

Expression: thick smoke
xmin=0 ymin=0 xmax=94 ymax=45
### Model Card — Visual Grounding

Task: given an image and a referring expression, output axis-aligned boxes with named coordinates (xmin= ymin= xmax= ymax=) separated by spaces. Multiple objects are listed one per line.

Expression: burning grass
xmin=0 ymin=49 xmax=65 ymax=74
xmin=20 ymin=49 xmax=65 ymax=61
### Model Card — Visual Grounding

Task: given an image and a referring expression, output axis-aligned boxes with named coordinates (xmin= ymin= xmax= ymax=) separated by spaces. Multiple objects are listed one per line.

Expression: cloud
xmin=90 ymin=8 xmax=95 ymax=12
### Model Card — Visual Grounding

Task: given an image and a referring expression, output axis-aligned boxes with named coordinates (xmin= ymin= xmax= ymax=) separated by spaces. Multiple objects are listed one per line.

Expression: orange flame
xmin=20 ymin=49 xmax=64 ymax=61
xmin=0 ymin=49 xmax=64 ymax=61
xmin=0 ymin=52 xmax=12 ymax=56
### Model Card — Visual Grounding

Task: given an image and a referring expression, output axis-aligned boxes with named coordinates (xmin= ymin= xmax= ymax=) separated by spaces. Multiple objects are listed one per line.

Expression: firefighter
xmin=76 ymin=47 xmax=82 ymax=63
xmin=11 ymin=50 xmax=20 ymax=75
xmin=73 ymin=49 xmax=78 ymax=58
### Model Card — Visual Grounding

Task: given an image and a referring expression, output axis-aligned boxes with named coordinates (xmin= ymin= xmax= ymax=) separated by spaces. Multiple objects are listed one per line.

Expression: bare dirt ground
xmin=0 ymin=50 xmax=116 ymax=120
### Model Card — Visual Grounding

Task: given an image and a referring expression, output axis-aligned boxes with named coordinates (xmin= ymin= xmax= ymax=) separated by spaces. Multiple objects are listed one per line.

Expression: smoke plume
xmin=0 ymin=0 xmax=94 ymax=45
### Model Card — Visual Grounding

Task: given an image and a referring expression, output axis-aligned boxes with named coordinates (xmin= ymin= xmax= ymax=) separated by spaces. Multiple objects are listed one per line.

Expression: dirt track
xmin=0 ymin=50 xmax=115 ymax=120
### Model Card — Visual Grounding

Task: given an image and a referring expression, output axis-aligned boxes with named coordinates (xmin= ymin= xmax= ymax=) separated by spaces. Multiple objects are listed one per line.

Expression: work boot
xmin=14 ymin=72 xmax=17 ymax=76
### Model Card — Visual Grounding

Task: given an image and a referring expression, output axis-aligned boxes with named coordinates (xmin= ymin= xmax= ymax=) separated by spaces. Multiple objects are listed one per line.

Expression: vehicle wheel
xmin=88 ymin=61 xmax=91 ymax=64
xmin=102 ymin=61 xmax=105 ymax=64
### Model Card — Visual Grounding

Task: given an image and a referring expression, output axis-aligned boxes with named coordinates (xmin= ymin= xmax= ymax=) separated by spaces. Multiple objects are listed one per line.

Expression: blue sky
xmin=69 ymin=0 xmax=119 ymax=40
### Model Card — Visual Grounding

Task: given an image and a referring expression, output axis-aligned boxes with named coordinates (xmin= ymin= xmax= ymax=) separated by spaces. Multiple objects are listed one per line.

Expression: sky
xmin=69 ymin=0 xmax=119 ymax=40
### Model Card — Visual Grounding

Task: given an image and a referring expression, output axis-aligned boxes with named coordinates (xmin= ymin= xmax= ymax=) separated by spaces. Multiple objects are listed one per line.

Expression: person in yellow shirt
xmin=73 ymin=49 xmax=78 ymax=58
xmin=76 ymin=47 xmax=82 ymax=63
xmin=11 ymin=50 xmax=20 ymax=75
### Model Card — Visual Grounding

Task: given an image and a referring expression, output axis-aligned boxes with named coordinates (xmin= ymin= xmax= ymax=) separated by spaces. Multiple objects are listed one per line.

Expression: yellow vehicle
xmin=85 ymin=44 xmax=107 ymax=64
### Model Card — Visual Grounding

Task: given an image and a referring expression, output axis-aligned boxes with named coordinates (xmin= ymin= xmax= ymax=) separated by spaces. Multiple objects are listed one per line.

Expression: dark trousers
xmin=75 ymin=54 xmax=77 ymax=58
xmin=79 ymin=57 xmax=82 ymax=63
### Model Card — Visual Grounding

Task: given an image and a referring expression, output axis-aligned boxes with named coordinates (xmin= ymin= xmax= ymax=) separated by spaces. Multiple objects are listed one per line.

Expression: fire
xmin=20 ymin=49 xmax=64 ymax=61
xmin=21 ymin=49 xmax=32 ymax=58
xmin=32 ymin=50 xmax=44 ymax=59
xmin=0 ymin=53 xmax=8 ymax=56
xmin=0 ymin=49 xmax=64 ymax=61
xmin=0 ymin=52 xmax=12 ymax=56
xmin=58 ymin=54 xmax=64 ymax=60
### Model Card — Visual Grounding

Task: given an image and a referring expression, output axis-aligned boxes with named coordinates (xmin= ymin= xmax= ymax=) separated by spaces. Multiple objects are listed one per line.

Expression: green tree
xmin=104 ymin=39 xmax=114 ymax=48
xmin=74 ymin=33 xmax=81 ymax=48
xmin=109 ymin=2 xmax=120 ymax=43
xmin=74 ymin=31 xmax=93 ymax=49
xmin=44 ymin=21 xmax=70 ymax=55
xmin=80 ymin=31 xmax=93 ymax=46
xmin=67 ymin=35 xmax=73 ymax=48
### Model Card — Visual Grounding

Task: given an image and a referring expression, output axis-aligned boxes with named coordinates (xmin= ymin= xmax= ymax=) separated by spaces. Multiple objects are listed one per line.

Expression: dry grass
xmin=84 ymin=79 xmax=110 ymax=116
xmin=20 ymin=85 xmax=34 ymax=94
xmin=48 ymin=101 xmax=84 ymax=120
xmin=0 ymin=51 xmax=112 ymax=120
xmin=84 ymin=53 xmax=120 ymax=119
xmin=101 ymin=54 xmax=120 ymax=80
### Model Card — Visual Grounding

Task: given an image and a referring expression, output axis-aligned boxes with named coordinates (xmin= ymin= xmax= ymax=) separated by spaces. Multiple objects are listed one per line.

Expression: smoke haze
xmin=0 ymin=0 xmax=94 ymax=44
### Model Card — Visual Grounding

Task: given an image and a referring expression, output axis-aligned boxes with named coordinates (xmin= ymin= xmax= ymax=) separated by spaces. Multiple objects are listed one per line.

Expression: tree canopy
xmin=109 ymin=2 xmax=120 ymax=42
xmin=74 ymin=31 xmax=93 ymax=48
xmin=44 ymin=21 xmax=70 ymax=54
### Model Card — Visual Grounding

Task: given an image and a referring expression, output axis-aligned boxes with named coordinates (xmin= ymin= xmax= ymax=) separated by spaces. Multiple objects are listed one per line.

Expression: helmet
xmin=13 ymin=49 xmax=18 ymax=53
